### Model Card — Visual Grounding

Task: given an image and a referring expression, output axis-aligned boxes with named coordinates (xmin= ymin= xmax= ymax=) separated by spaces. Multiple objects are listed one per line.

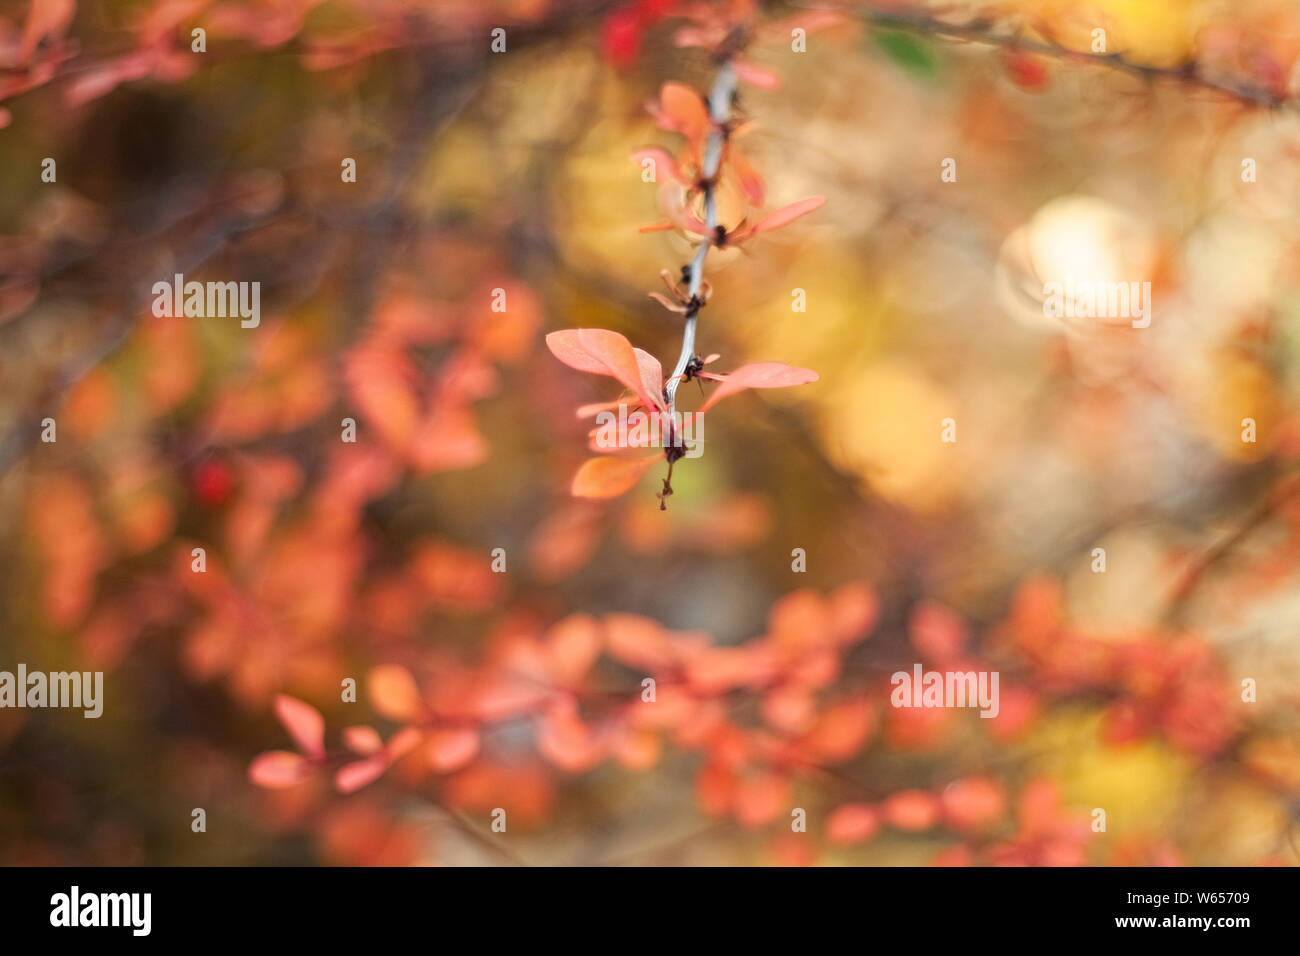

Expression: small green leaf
xmin=871 ymin=30 xmax=939 ymax=78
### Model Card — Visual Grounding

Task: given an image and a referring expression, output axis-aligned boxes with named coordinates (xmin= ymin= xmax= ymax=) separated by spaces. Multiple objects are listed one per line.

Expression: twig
xmin=430 ymin=797 xmax=534 ymax=867
xmin=664 ymin=61 xmax=739 ymax=413
xmin=1163 ymin=471 xmax=1300 ymax=623
xmin=834 ymin=2 xmax=1294 ymax=110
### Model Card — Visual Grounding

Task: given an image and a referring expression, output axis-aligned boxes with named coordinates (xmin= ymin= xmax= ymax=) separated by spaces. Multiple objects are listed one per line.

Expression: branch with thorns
xmin=546 ymin=17 xmax=826 ymax=508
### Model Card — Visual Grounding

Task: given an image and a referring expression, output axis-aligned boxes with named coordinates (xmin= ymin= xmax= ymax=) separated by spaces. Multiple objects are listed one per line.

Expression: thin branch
xmin=431 ymin=797 xmax=533 ymax=867
xmin=665 ymin=61 xmax=738 ymax=413
xmin=1163 ymin=471 xmax=1300 ymax=624
xmin=835 ymin=2 xmax=1294 ymax=110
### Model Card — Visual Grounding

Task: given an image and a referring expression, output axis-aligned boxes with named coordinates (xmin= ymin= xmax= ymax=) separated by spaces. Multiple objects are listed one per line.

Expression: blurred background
xmin=2 ymin=0 xmax=1300 ymax=865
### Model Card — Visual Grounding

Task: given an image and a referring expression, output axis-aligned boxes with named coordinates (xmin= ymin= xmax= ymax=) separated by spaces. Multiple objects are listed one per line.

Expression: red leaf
xmin=732 ymin=57 xmax=781 ymax=90
xmin=577 ymin=328 xmax=662 ymax=410
xmin=546 ymin=329 xmax=663 ymax=411
xmin=274 ymin=694 xmax=325 ymax=760
xmin=909 ymin=601 xmax=968 ymax=663
xmin=20 ymin=0 xmax=75 ymax=64
xmin=696 ymin=762 xmax=736 ymax=816
xmin=545 ymin=614 xmax=602 ymax=685
xmin=699 ymin=362 xmax=818 ymax=412
xmin=1003 ymin=50 xmax=1051 ymax=90
xmin=538 ymin=699 xmax=602 ymax=772
xmin=601 ymin=5 xmax=643 ymax=69
xmin=335 ymin=756 xmax=388 ymax=794
xmin=545 ymin=329 xmax=611 ymax=374
xmin=633 ymin=347 xmax=665 ymax=403
xmin=386 ymin=726 xmax=422 ymax=760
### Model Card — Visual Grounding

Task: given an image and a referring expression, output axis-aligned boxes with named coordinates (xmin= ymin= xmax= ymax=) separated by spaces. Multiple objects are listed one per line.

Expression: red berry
xmin=602 ymin=6 xmax=643 ymax=69
xmin=1003 ymin=50 xmax=1050 ymax=90
xmin=191 ymin=459 xmax=235 ymax=507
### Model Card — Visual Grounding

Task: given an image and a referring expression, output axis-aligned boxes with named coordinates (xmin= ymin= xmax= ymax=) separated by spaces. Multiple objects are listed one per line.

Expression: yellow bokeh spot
xmin=821 ymin=359 xmax=960 ymax=511
xmin=1031 ymin=709 xmax=1190 ymax=836
xmin=1183 ymin=350 xmax=1279 ymax=462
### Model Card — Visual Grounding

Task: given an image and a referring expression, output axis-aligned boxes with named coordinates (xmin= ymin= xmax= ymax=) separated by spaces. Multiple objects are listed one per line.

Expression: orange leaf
xmin=604 ymin=613 xmax=676 ymax=669
xmin=545 ymin=614 xmax=602 ymax=685
xmin=941 ymin=777 xmax=1006 ymax=833
xmin=830 ymin=582 xmax=879 ymax=645
xmin=761 ymin=687 xmax=816 ymax=733
xmin=343 ymin=725 xmax=383 ymax=755
xmin=734 ymin=771 xmax=790 ymax=827
xmin=658 ymin=82 xmax=709 ymax=147
xmin=768 ymin=589 xmax=831 ymax=653
xmin=1017 ymin=777 xmax=1063 ymax=838
xmin=883 ymin=790 xmax=941 ymax=831
xmin=613 ymin=727 xmax=661 ymax=770
xmin=684 ymin=646 xmax=757 ymax=694
xmin=826 ymin=803 xmax=880 ymax=845
xmin=801 ymin=699 xmax=875 ymax=761
xmin=367 ymin=665 xmax=422 ymax=721
xmin=60 ymin=367 xmax=116 ymax=440
xmin=571 ymin=454 xmax=659 ymax=498
xmin=344 ymin=345 xmax=420 ymax=448
xmin=696 ymin=761 xmax=736 ymax=816
xmin=469 ymin=280 xmax=540 ymax=363
xmin=546 ymin=329 xmax=615 ymax=374
xmin=427 ymin=728 xmax=480 ymax=772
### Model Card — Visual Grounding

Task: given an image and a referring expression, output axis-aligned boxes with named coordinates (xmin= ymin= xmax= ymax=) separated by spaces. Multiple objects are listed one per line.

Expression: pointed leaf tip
xmin=699 ymin=362 xmax=819 ymax=412
xmin=274 ymin=694 xmax=325 ymax=760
